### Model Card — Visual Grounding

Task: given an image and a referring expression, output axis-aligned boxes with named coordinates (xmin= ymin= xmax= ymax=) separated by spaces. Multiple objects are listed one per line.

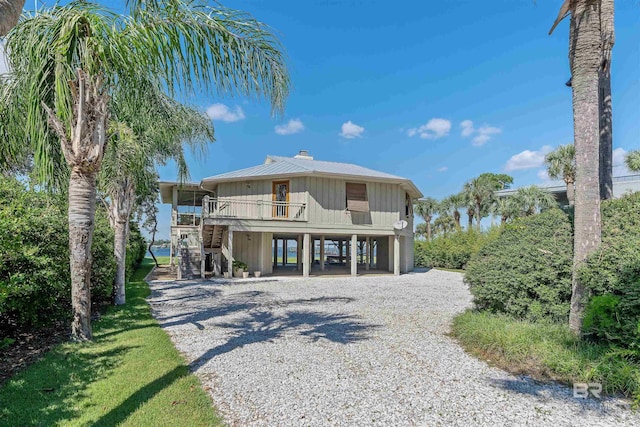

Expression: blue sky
xmin=11 ymin=1 xmax=640 ymax=239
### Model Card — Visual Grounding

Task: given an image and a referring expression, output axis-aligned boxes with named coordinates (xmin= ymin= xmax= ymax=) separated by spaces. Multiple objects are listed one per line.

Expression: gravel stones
xmin=147 ymin=270 xmax=639 ymax=427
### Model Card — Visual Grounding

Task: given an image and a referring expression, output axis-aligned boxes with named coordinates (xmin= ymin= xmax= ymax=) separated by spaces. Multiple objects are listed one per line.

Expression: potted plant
xmin=254 ymin=271 xmax=262 ymax=278
xmin=233 ymin=260 xmax=248 ymax=278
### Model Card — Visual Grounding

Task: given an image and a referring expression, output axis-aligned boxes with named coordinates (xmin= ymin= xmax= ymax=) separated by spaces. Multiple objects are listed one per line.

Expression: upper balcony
xmin=202 ymin=196 xmax=307 ymax=222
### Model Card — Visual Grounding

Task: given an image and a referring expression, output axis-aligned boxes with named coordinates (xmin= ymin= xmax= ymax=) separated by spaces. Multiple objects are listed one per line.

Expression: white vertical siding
xmin=305 ymin=177 xmax=406 ymax=227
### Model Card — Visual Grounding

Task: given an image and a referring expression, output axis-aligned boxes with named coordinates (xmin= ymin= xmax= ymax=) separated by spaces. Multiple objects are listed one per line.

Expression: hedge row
xmin=414 ymin=228 xmax=500 ymax=270
xmin=463 ymin=194 xmax=640 ymax=350
xmin=0 ymin=176 xmax=145 ymax=333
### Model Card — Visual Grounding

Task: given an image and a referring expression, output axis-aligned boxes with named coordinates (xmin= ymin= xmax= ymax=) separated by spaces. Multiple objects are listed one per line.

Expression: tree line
xmin=0 ymin=0 xmax=290 ymax=341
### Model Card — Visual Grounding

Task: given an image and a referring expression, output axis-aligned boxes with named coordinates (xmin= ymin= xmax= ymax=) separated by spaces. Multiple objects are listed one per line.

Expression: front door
xmin=272 ymin=181 xmax=289 ymax=218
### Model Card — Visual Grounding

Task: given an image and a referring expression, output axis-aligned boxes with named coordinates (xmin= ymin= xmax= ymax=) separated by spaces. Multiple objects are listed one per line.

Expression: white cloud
xmin=460 ymin=120 xmax=474 ymax=137
xmin=437 ymin=166 xmax=448 ymax=172
xmin=460 ymin=120 xmax=502 ymax=146
xmin=206 ymin=103 xmax=245 ymax=122
xmin=339 ymin=120 xmax=365 ymax=139
xmin=505 ymin=145 xmax=553 ymax=171
xmin=537 ymin=169 xmax=551 ymax=181
xmin=407 ymin=118 xmax=451 ymax=140
xmin=275 ymin=118 xmax=305 ymax=135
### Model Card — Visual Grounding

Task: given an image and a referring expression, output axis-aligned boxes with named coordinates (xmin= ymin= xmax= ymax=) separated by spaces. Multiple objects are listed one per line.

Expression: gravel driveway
xmin=147 ymin=269 xmax=638 ymax=427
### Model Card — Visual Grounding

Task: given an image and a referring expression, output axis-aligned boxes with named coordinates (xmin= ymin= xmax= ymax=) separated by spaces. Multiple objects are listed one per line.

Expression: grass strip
xmin=0 ymin=258 xmax=223 ymax=426
xmin=451 ymin=310 xmax=640 ymax=404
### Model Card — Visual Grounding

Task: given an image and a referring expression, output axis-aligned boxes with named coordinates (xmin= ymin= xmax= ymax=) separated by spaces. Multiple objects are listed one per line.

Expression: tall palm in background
xmin=0 ymin=0 xmax=25 ymax=36
xmin=463 ymin=177 xmax=494 ymax=230
xmin=0 ymin=1 xmax=289 ymax=340
xmin=626 ymin=151 xmax=640 ymax=172
xmin=414 ymin=197 xmax=439 ymax=241
xmin=444 ymin=192 xmax=465 ymax=228
xmin=510 ymin=186 xmax=556 ymax=217
xmin=545 ymin=144 xmax=576 ymax=206
xmin=491 ymin=197 xmax=516 ymax=224
xmin=550 ymin=0 xmax=607 ymax=333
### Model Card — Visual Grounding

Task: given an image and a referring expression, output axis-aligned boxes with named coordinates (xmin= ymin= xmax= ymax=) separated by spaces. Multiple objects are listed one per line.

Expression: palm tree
xmin=510 ymin=186 xmax=556 ymax=217
xmin=415 ymin=223 xmax=428 ymax=240
xmin=444 ymin=193 xmax=465 ymax=228
xmin=101 ymin=82 xmax=214 ymax=305
xmin=1 ymin=2 xmax=289 ymax=340
xmin=0 ymin=0 xmax=25 ymax=36
xmin=433 ymin=215 xmax=456 ymax=237
xmin=492 ymin=197 xmax=516 ymax=224
xmin=550 ymin=0 xmax=605 ymax=334
xmin=626 ymin=151 xmax=640 ymax=172
xmin=545 ymin=144 xmax=576 ymax=206
xmin=599 ymin=0 xmax=615 ymax=200
xmin=463 ymin=177 xmax=494 ymax=230
xmin=414 ymin=197 xmax=439 ymax=241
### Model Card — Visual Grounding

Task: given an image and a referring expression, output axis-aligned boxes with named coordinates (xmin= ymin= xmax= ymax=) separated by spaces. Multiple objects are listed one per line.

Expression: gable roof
xmin=202 ymin=155 xmax=423 ymax=198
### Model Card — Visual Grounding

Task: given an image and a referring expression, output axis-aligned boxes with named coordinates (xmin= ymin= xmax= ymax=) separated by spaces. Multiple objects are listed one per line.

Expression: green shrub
xmin=0 ymin=177 xmax=116 ymax=332
xmin=126 ymin=222 xmax=147 ymax=281
xmin=91 ymin=210 xmax=117 ymax=310
xmin=415 ymin=228 xmax=500 ymax=270
xmin=580 ymin=192 xmax=640 ymax=350
xmin=464 ymin=209 xmax=573 ymax=322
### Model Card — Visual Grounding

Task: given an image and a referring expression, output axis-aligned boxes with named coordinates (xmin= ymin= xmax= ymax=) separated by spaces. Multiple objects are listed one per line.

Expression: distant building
xmin=159 ymin=151 xmax=422 ymax=279
xmin=495 ymin=174 xmax=640 ymax=207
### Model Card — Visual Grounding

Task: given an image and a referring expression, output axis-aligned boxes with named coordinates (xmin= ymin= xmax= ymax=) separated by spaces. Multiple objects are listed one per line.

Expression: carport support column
xmin=393 ymin=234 xmax=400 ymax=276
xmin=227 ymin=228 xmax=234 ymax=277
xmin=297 ymin=236 xmax=302 ymax=270
xmin=320 ymin=236 xmax=325 ymax=271
xmin=303 ymin=233 xmax=310 ymax=277
xmin=365 ymin=237 xmax=370 ymax=271
xmin=170 ymin=186 xmax=178 ymax=267
xmin=351 ymin=234 xmax=358 ymax=276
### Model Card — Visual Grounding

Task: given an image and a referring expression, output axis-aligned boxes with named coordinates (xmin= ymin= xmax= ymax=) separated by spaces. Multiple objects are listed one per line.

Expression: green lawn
xmin=0 ymin=259 xmax=223 ymax=426
xmin=451 ymin=310 xmax=640 ymax=404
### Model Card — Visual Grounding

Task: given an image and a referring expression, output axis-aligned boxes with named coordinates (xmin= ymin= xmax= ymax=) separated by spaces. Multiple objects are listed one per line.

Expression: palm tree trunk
xmin=113 ymin=219 xmax=128 ymax=305
xmin=0 ymin=0 xmax=26 ymax=36
xmin=475 ymin=200 xmax=481 ymax=231
xmin=569 ymin=1 xmax=603 ymax=334
xmin=110 ymin=182 xmax=135 ymax=305
xmin=467 ymin=211 xmax=473 ymax=229
xmin=44 ymin=70 xmax=109 ymax=341
xmin=68 ymin=169 xmax=97 ymax=341
xmin=453 ymin=210 xmax=460 ymax=228
xmin=599 ymin=0 xmax=614 ymax=200
xmin=426 ymin=218 xmax=432 ymax=241
xmin=566 ymin=179 xmax=575 ymax=206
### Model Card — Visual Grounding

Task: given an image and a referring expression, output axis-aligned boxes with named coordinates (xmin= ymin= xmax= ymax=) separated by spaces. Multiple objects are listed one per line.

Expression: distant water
xmin=148 ymin=243 xmax=344 ymax=258
xmin=148 ymin=247 xmax=170 ymax=257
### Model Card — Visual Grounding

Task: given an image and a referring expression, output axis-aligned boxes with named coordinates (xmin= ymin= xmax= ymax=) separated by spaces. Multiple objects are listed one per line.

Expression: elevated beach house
xmin=159 ymin=151 xmax=422 ymax=279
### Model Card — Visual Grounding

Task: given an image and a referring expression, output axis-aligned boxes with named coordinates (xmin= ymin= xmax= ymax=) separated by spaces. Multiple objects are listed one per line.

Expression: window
xmin=405 ymin=193 xmax=412 ymax=217
xmin=346 ymin=182 xmax=369 ymax=212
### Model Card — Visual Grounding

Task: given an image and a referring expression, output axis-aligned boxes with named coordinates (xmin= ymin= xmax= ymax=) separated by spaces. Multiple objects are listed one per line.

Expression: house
xmin=159 ymin=150 xmax=423 ymax=279
xmin=494 ymin=174 xmax=640 ymax=207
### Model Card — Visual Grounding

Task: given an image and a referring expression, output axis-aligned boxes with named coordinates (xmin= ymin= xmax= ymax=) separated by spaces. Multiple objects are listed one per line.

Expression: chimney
xmin=294 ymin=150 xmax=313 ymax=160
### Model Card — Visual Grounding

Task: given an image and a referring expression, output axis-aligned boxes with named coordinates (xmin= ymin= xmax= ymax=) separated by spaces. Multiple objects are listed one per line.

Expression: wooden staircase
xmin=203 ymin=225 xmax=224 ymax=250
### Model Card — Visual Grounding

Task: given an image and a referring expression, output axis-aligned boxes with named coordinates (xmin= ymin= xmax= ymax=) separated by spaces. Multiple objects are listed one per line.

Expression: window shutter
xmin=346 ymin=183 xmax=369 ymax=212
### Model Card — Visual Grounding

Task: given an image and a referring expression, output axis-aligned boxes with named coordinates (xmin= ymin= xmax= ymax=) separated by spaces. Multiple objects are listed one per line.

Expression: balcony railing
xmin=203 ymin=197 xmax=307 ymax=222
xmin=172 ymin=212 xmax=201 ymax=226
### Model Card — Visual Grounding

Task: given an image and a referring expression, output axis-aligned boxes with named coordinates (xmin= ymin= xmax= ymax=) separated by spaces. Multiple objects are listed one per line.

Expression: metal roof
xmin=202 ymin=155 xmax=423 ymax=197
xmin=203 ymin=155 xmax=407 ymax=181
xmin=495 ymin=174 xmax=640 ymax=197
